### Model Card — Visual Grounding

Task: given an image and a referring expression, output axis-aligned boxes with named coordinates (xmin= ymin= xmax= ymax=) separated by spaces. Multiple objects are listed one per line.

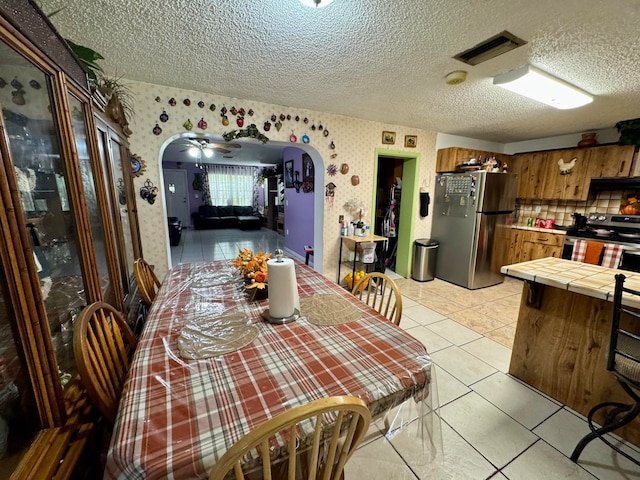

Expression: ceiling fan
xmin=181 ymin=138 xmax=241 ymax=156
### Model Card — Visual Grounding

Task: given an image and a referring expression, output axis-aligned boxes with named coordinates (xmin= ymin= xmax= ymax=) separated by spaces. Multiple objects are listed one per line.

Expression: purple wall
xmin=283 ymin=147 xmax=314 ymax=259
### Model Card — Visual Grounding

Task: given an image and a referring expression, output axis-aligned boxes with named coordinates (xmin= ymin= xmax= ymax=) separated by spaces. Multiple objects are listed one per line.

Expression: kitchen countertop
xmin=500 ymin=257 xmax=640 ymax=307
xmin=511 ymin=225 xmax=567 ymax=235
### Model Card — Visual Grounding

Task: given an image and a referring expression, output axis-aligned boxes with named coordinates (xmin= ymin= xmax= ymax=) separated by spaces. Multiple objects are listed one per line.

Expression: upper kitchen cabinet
xmin=436 ymin=147 xmax=509 ymax=172
xmin=508 ymin=145 xmax=637 ymax=200
xmin=0 ymin=1 xmax=142 ymax=477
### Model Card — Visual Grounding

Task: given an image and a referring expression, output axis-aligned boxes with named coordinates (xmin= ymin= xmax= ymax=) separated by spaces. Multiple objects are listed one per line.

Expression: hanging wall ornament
xmin=323 ymin=129 xmax=329 ymax=137
xmin=248 ymin=108 xmax=254 ymax=116
xmin=198 ymin=100 xmax=205 ymax=108
xmin=222 ymin=115 xmax=229 ymax=126
xmin=330 ymin=140 xmax=335 ymax=149
xmin=221 ymin=105 xmax=227 ymax=115
xmin=263 ymin=121 xmax=271 ymax=131
xmin=302 ymin=134 xmax=310 ymax=144
xmin=11 ymin=78 xmax=22 ymax=90
xmin=29 ymin=79 xmax=41 ymax=90
xmin=271 ymin=114 xmax=277 ymax=122
xmin=210 ymin=103 xmax=216 ymax=111
xmin=325 ymin=182 xmax=336 ymax=197
xmin=295 ymin=115 xmax=300 ymax=122
xmin=289 ymin=131 xmax=297 ymax=143
xmin=287 ymin=114 xmax=291 ymax=120
xmin=0 ymin=77 xmax=6 ymax=88
xmin=340 ymin=163 xmax=349 ymax=174
xmin=239 ymin=108 xmax=246 ymax=116
xmin=279 ymin=113 xmax=286 ymax=121
xmin=183 ymin=118 xmax=193 ymax=130
xmin=169 ymin=97 xmax=176 ymax=106
xmin=326 ymin=164 xmax=338 ymax=176
xmin=351 ymin=175 xmax=360 ymax=186
xmin=236 ymin=116 xmax=244 ymax=127
xmin=183 ymin=98 xmax=191 ymax=106
xmin=318 ymin=122 xmax=323 ymax=130
xmin=275 ymin=120 xmax=282 ymax=131
xmin=152 ymin=123 xmax=162 ymax=135
xmin=159 ymin=109 xmax=169 ymax=122
xmin=303 ymin=117 xmax=309 ymax=124
xmin=311 ymin=123 xmax=316 ymax=131
xmin=229 ymin=106 xmax=237 ymax=115
xmin=198 ymin=117 xmax=208 ymax=129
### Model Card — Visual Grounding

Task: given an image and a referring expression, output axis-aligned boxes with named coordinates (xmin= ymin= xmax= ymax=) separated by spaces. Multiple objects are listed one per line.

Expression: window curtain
xmin=207 ymin=165 xmax=257 ymax=206
xmin=201 ymin=165 xmax=211 ymax=205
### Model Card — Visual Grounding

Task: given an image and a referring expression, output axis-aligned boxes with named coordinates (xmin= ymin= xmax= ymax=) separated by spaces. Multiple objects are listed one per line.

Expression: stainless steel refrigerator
xmin=431 ymin=171 xmax=518 ymax=289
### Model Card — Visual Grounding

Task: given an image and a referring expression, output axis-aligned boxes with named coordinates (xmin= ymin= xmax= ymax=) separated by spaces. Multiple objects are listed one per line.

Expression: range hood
xmin=590 ymin=177 xmax=640 ymax=191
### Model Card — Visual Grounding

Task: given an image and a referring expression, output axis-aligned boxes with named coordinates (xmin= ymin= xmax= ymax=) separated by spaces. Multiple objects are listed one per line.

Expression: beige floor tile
xmin=484 ymin=325 xmax=516 ymax=349
xmin=448 ymin=309 xmax=508 ymax=334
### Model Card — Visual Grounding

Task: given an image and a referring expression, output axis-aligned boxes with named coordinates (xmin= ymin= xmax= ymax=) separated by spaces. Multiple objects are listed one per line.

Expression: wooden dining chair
xmin=208 ymin=396 xmax=371 ymax=480
xmin=351 ymin=272 xmax=403 ymax=326
xmin=134 ymin=258 xmax=161 ymax=307
xmin=73 ymin=301 xmax=138 ymax=424
xmin=571 ymin=273 xmax=640 ymax=466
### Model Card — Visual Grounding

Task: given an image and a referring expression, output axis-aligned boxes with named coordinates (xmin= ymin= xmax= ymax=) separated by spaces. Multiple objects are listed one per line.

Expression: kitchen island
xmin=500 ymin=257 xmax=640 ymax=447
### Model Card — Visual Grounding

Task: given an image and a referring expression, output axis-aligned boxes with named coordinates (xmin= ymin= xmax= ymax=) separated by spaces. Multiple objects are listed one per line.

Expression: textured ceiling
xmin=41 ymin=0 xmax=640 ymax=144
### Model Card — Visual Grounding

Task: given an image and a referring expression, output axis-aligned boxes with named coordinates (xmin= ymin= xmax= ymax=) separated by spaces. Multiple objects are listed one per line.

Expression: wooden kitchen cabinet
xmin=585 ymin=144 xmax=635 ymax=178
xmin=507 ymin=228 xmax=564 ymax=265
xmin=510 ymin=151 xmax=548 ymax=199
xmin=518 ymin=230 xmax=564 ymax=262
xmin=509 ymin=145 xmax=636 ymax=200
xmin=436 ymin=147 xmax=509 ymax=172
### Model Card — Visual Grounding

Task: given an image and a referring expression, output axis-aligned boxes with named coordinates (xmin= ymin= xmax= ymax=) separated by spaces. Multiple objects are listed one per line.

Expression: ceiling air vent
xmin=454 ymin=31 xmax=527 ymax=66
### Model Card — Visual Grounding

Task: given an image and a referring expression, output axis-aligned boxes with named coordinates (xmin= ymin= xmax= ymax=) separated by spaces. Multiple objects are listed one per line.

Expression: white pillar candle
xmin=267 ymin=257 xmax=297 ymax=318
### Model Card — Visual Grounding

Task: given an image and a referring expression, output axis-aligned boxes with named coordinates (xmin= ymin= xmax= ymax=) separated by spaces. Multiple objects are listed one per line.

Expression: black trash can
xmin=168 ymin=217 xmax=182 ymax=246
xmin=411 ymin=239 xmax=438 ymax=282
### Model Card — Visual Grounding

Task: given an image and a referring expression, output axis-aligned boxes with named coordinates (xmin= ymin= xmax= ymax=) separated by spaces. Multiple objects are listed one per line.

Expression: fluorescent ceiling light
xmin=299 ymin=0 xmax=335 ymax=8
xmin=493 ymin=65 xmax=593 ymax=110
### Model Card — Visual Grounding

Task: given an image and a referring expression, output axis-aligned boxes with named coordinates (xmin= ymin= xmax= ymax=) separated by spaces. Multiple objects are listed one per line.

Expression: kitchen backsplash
xmin=515 ymin=190 xmax=626 ymax=226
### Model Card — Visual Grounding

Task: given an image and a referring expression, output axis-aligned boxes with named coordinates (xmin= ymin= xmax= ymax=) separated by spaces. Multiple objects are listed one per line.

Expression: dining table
xmin=104 ymin=259 xmax=436 ymax=479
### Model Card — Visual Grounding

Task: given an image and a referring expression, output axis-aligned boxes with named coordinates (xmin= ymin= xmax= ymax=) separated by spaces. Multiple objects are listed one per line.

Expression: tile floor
xmin=171 ymin=227 xmax=640 ymax=479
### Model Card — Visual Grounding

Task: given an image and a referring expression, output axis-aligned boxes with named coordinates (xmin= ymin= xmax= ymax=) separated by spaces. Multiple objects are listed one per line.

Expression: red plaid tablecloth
xmin=105 ymin=260 xmax=431 ymax=479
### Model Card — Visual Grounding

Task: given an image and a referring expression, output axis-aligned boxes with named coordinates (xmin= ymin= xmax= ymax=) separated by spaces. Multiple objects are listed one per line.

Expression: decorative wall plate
xmin=327 ymin=164 xmax=337 ymax=176
xmin=340 ymin=163 xmax=349 ymax=174
xmin=131 ymin=154 xmax=146 ymax=177
xmin=302 ymin=134 xmax=310 ymax=143
xmin=159 ymin=109 xmax=169 ymax=122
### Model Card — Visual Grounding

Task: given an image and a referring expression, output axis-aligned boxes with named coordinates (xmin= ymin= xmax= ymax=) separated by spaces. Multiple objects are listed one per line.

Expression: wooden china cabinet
xmin=0 ymin=1 xmax=143 ymax=478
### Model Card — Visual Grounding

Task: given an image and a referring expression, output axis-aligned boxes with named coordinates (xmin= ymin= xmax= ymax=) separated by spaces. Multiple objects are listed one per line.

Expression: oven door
xmin=563 ymin=236 xmax=640 ymax=272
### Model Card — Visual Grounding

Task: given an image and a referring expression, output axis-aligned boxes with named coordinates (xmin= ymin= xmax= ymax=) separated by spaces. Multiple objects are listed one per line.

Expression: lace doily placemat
xmin=300 ymin=294 xmax=362 ymax=326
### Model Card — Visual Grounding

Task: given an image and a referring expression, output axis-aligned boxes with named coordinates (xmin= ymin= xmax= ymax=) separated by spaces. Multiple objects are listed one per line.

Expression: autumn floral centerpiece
xmin=233 ymin=248 xmax=270 ymax=300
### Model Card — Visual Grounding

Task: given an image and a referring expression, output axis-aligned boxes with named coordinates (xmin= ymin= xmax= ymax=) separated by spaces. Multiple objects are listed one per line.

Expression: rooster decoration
xmin=558 ymin=156 xmax=577 ymax=175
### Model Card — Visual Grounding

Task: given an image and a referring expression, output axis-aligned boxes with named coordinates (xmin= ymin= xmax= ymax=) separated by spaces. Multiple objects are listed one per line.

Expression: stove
xmin=562 ymin=212 xmax=640 ymax=272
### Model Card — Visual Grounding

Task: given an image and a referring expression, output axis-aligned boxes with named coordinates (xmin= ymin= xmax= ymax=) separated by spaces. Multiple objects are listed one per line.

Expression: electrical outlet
xmin=534 ymin=206 xmax=541 ymax=213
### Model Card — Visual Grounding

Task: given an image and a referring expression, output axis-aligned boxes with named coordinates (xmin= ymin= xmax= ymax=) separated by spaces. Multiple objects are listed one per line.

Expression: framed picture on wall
xmin=302 ymin=153 xmax=314 ymax=182
xmin=382 ymin=131 xmax=396 ymax=145
xmin=404 ymin=135 xmax=417 ymax=148
xmin=284 ymin=160 xmax=294 ymax=188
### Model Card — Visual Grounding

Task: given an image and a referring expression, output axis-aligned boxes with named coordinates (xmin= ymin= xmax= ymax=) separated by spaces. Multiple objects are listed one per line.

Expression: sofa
xmin=192 ymin=205 xmax=263 ymax=230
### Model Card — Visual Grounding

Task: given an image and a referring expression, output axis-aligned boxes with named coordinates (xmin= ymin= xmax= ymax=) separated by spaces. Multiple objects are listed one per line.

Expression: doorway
xmin=163 ymin=169 xmax=190 ymax=226
xmin=372 ymin=148 xmax=419 ymax=278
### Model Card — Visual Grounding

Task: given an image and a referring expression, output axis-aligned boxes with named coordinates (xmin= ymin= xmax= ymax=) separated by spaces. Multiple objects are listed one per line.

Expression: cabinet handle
xmin=620 ymin=161 xmax=625 ymax=174
xmin=537 ymin=238 xmax=549 ymax=242
xmin=574 ymin=185 xmax=579 ymax=195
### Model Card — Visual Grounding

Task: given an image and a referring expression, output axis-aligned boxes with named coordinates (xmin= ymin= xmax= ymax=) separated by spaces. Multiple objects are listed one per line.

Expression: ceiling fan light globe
xmin=188 ymin=147 xmax=199 ymax=157
xmin=203 ymin=149 xmax=214 ymax=158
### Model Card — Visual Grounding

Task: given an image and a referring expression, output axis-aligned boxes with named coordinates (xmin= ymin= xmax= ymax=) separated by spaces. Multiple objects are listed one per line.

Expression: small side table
xmin=337 ymin=235 xmax=387 ymax=286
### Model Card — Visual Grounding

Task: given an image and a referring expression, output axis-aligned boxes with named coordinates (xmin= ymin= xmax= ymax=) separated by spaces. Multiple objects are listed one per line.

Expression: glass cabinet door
xmin=0 ymin=44 xmax=85 ymax=387
xmin=68 ymin=94 xmax=113 ymax=300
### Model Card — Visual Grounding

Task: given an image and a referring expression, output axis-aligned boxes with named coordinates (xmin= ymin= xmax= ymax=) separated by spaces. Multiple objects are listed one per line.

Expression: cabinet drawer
xmin=522 ymin=230 xmax=564 ymax=247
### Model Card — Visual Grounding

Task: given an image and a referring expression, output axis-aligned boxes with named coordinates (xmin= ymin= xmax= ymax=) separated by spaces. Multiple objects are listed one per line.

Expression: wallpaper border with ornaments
xmin=125 ymin=79 xmax=438 ymax=281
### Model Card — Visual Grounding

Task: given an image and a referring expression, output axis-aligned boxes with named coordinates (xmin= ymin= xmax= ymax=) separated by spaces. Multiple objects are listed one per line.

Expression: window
xmin=207 ymin=165 xmax=256 ymax=206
